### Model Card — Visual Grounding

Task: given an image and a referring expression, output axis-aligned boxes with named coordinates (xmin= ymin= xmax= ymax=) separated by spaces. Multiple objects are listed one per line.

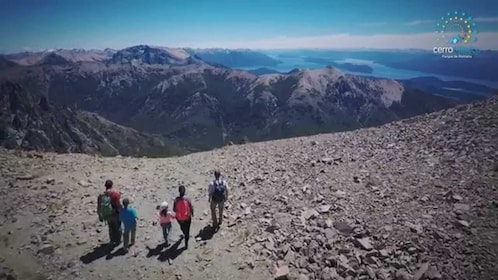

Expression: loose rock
xmin=38 ymin=244 xmax=55 ymax=255
xmin=318 ymin=205 xmax=332 ymax=214
xmin=456 ymin=220 xmax=470 ymax=228
xmin=353 ymin=237 xmax=373 ymax=251
xmin=274 ymin=261 xmax=290 ymax=280
xmin=453 ymin=203 xmax=470 ymax=212
xmin=16 ymin=174 xmax=35 ymax=180
xmin=302 ymin=209 xmax=319 ymax=220
xmin=413 ymin=263 xmax=429 ymax=280
xmin=427 ymin=266 xmax=443 ymax=279
xmin=395 ymin=269 xmax=412 ymax=280
xmin=334 ymin=221 xmax=354 ymax=235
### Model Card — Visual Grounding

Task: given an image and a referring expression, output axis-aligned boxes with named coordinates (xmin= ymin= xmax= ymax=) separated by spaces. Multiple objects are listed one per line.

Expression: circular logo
xmin=436 ymin=11 xmax=478 ymax=45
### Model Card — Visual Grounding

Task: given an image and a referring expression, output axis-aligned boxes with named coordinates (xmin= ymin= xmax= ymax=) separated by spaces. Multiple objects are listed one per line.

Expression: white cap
xmin=160 ymin=201 xmax=168 ymax=209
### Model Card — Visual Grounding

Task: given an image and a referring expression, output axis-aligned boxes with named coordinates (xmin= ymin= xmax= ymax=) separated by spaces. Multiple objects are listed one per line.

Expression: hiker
xmin=119 ymin=198 xmax=137 ymax=253
xmin=208 ymin=170 xmax=228 ymax=229
xmin=97 ymin=179 xmax=122 ymax=246
xmin=173 ymin=185 xmax=194 ymax=249
xmin=154 ymin=201 xmax=175 ymax=246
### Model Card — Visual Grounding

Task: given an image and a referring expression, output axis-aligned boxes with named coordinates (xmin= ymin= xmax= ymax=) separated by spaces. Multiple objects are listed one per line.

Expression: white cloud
xmin=190 ymin=32 xmax=498 ymax=50
xmin=405 ymin=20 xmax=434 ymax=26
xmin=474 ymin=17 xmax=498 ymax=23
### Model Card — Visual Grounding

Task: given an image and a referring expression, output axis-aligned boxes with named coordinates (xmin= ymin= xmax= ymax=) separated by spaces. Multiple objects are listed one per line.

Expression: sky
xmin=1 ymin=0 xmax=498 ymax=53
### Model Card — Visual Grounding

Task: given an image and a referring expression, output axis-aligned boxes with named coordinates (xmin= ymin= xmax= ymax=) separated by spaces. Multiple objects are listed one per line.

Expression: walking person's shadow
xmin=146 ymin=239 xmax=185 ymax=264
xmin=195 ymin=225 xmax=216 ymax=241
xmin=80 ymin=243 xmax=118 ymax=264
xmin=105 ymin=248 xmax=127 ymax=260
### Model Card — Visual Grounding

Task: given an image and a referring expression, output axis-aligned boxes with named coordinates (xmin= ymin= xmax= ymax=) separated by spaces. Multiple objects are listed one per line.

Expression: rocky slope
xmin=0 ymin=97 xmax=496 ymax=280
xmin=1 ymin=45 xmax=458 ymax=153
xmin=0 ymin=81 xmax=182 ymax=157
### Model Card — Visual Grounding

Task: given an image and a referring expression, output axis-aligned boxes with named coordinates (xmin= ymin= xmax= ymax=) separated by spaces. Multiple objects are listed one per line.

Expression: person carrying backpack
xmin=208 ymin=170 xmax=228 ymax=229
xmin=173 ymin=185 xmax=194 ymax=249
xmin=97 ymin=179 xmax=122 ymax=246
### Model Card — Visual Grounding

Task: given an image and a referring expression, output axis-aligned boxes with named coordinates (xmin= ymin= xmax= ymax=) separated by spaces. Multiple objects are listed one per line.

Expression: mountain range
xmin=0 ymin=45 xmax=490 ymax=155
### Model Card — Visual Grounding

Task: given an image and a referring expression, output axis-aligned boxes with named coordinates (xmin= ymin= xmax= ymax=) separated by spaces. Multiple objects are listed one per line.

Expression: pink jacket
xmin=158 ymin=211 xmax=175 ymax=225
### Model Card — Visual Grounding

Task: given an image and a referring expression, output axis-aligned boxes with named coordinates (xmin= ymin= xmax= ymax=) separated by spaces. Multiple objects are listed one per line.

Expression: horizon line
xmin=3 ymin=45 xmax=498 ymax=55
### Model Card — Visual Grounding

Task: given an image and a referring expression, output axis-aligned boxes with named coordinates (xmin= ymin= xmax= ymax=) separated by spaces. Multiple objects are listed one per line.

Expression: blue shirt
xmin=119 ymin=207 xmax=137 ymax=230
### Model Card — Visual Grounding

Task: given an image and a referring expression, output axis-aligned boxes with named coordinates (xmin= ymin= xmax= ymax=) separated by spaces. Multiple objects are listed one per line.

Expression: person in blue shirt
xmin=119 ymin=198 xmax=137 ymax=253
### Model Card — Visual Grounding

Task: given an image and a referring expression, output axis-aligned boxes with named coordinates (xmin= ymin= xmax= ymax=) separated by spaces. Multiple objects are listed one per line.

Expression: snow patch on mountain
xmin=158 ymin=47 xmax=190 ymax=60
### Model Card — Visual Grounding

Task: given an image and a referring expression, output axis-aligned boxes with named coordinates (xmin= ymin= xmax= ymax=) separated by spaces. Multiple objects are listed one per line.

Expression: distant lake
xmin=236 ymin=56 xmax=498 ymax=88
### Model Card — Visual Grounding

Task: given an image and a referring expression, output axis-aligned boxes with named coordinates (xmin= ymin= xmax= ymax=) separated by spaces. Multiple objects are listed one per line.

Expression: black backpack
xmin=212 ymin=180 xmax=226 ymax=203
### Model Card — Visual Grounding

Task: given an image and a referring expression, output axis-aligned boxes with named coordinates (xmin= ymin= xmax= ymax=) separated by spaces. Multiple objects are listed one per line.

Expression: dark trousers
xmin=177 ymin=218 xmax=191 ymax=246
xmin=108 ymin=215 xmax=122 ymax=244
xmin=210 ymin=200 xmax=224 ymax=227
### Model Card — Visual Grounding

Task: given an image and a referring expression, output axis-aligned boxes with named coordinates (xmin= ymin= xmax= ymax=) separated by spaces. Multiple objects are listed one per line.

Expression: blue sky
xmin=1 ymin=0 xmax=498 ymax=52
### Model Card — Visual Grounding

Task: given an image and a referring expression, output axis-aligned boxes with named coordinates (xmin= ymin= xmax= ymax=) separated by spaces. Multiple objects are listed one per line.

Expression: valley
xmin=1 ymin=46 xmax=483 ymax=156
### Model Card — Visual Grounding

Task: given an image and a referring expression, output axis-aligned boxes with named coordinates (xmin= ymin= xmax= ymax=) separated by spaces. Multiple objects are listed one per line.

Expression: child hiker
xmin=119 ymin=198 xmax=137 ymax=253
xmin=155 ymin=201 xmax=175 ymax=246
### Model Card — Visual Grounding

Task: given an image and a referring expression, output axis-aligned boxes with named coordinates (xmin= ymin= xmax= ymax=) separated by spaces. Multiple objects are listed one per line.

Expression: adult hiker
xmin=97 ymin=179 xmax=122 ymax=246
xmin=173 ymin=185 xmax=194 ymax=249
xmin=208 ymin=170 xmax=228 ymax=229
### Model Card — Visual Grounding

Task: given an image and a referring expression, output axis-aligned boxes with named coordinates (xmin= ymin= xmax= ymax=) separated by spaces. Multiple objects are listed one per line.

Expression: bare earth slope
xmin=0 ymin=98 xmax=496 ymax=280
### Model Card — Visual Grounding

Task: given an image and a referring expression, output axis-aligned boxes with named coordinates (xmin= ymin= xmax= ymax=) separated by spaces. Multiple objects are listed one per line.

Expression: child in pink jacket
xmin=154 ymin=201 xmax=175 ymax=245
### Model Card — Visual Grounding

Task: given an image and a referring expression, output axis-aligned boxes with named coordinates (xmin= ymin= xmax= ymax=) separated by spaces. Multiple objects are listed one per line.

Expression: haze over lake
xmin=236 ymin=51 xmax=498 ymax=88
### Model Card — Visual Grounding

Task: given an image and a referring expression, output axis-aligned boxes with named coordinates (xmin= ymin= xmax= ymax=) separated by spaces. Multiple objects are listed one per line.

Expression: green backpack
xmin=98 ymin=192 xmax=115 ymax=221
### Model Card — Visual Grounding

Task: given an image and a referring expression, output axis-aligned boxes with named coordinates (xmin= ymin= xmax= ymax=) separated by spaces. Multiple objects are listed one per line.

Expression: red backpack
xmin=175 ymin=198 xmax=191 ymax=221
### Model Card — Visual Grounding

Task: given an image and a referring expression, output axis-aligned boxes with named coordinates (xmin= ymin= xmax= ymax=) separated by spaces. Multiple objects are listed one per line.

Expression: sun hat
xmin=160 ymin=201 xmax=168 ymax=209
